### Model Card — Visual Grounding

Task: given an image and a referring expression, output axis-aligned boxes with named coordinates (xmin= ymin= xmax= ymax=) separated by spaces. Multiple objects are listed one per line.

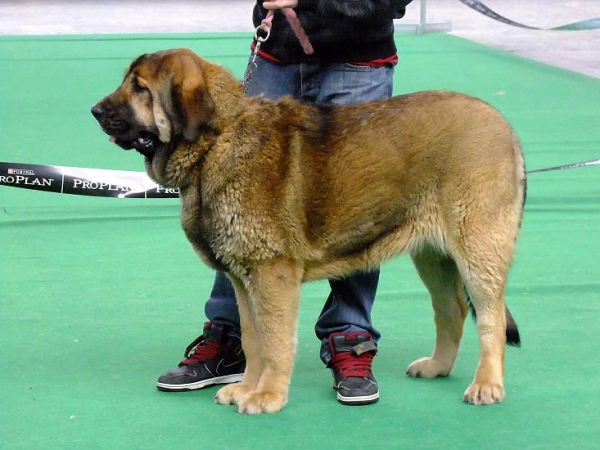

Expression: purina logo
xmin=8 ymin=168 xmax=35 ymax=176
xmin=0 ymin=162 xmax=181 ymax=198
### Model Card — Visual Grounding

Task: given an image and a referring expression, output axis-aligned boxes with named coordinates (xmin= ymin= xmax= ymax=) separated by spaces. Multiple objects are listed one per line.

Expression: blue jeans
xmin=205 ymin=56 xmax=394 ymax=365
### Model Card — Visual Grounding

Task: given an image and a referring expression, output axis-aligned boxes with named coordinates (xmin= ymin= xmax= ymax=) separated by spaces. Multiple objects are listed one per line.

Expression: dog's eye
xmin=132 ymin=78 xmax=148 ymax=94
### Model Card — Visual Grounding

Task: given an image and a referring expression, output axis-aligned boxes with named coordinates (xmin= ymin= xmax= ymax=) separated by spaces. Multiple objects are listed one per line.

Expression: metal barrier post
xmin=394 ymin=0 xmax=452 ymax=34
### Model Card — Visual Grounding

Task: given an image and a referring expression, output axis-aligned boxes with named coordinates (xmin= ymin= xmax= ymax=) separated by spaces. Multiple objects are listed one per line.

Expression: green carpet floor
xmin=1 ymin=32 xmax=599 ymax=449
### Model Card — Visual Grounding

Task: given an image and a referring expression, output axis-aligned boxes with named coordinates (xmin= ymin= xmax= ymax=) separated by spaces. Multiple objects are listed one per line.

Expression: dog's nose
xmin=91 ymin=106 xmax=104 ymax=119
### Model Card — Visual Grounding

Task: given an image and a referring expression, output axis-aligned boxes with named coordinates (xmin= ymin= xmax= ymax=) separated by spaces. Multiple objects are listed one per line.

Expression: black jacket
xmin=252 ymin=0 xmax=414 ymax=64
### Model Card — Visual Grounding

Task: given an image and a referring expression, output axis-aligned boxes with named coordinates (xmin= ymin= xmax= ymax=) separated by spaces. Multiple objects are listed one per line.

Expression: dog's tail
xmin=465 ymin=290 xmax=521 ymax=347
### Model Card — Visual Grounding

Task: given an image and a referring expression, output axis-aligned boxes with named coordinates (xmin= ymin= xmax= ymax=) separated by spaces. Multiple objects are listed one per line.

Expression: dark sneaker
xmin=156 ymin=322 xmax=245 ymax=392
xmin=328 ymin=332 xmax=379 ymax=405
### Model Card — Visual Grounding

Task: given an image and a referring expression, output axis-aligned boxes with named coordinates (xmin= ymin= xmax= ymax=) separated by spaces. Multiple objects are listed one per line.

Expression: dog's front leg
xmin=214 ymin=275 xmax=261 ymax=406
xmin=215 ymin=260 xmax=303 ymax=414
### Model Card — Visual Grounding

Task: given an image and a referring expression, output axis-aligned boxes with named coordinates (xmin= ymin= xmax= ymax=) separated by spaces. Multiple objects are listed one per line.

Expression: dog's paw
xmin=237 ymin=391 xmax=287 ymax=415
xmin=406 ymin=357 xmax=451 ymax=378
xmin=214 ymin=383 xmax=251 ymax=406
xmin=463 ymin=382 xmax=505 ymax=405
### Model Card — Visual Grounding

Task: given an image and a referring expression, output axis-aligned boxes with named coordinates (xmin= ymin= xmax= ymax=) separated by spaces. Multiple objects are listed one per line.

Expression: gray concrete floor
xmin=0 ymin=0 xmax=598 ymax=78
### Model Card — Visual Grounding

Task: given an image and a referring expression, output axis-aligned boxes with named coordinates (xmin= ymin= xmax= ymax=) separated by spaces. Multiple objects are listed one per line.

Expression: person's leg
xmin=315 ymin=271 xmax=382 ymax=363
xmin=307 ymin=63 xmax=394 ymax=405
xmin=205 ymin=56 xmax=301 ymax=329
xmin=204 ymin=271 xmax=240 ymax=331
xmin=314 ymin=63 xmax=394 ymax=364
xmin=205 ymin=55 xmax=301 ymax=326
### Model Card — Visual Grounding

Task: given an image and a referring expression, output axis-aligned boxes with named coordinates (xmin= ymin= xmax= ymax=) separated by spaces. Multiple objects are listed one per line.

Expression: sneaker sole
xmin=336 ymin=391 xmax=380 ymax=406
xmin=156 ymin=373 xmax=244 ymax=392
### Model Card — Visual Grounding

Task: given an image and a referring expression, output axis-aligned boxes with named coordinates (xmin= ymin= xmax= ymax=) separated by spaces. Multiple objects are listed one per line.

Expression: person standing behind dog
xmin=157 ymin=0 xmax=414 ymax=406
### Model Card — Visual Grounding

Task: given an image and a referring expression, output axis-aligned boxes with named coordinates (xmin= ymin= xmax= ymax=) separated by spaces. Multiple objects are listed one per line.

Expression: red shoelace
xmin=181 ymin=339 xmax=221 ymax=366
xmin=330 ymin=351 xmax=375 ymax=378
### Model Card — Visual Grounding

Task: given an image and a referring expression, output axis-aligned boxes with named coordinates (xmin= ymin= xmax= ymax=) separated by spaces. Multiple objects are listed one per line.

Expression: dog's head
xmin=91 ymin=48 xmax=216 ymax=157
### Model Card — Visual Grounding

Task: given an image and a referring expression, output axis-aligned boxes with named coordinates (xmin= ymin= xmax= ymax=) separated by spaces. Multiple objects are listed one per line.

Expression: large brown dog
xmin=92 ymin=48 xmax=526 ymax=414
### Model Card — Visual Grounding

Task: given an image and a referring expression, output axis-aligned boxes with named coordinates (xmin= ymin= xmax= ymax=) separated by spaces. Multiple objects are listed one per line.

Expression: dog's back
xmin=245 ymin=91 xmax=526 ymax=281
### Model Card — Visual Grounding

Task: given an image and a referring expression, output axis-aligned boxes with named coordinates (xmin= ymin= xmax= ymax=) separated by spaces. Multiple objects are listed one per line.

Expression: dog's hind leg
xmin=452 ymin=227 xmax=515 ymax=405
xmin=216 ymin=259 xmax=303 ymax=414
xmin=406 ymin=246 xmax=468 ymax=378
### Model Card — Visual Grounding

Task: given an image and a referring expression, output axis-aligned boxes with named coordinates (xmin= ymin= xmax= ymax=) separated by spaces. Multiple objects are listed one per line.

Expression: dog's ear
xmin=149 ymin=73 xmax=175 ymax=144
xmin=144 ymin=52 xmax=216 ymax=144
xmin=171 ymin=53 xmax=216 ymax=143
xmin=141 ymin=69 xmax=175 ymax=144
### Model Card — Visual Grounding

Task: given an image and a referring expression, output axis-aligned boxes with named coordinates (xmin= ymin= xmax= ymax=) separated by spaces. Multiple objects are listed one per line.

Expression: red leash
xmin=260 ymin=9 xmax=314 ymax=55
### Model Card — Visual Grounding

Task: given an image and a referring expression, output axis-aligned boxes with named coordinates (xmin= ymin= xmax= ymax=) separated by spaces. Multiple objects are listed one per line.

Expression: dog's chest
xmin=181 ymin=184 xmax=284 ymax=273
